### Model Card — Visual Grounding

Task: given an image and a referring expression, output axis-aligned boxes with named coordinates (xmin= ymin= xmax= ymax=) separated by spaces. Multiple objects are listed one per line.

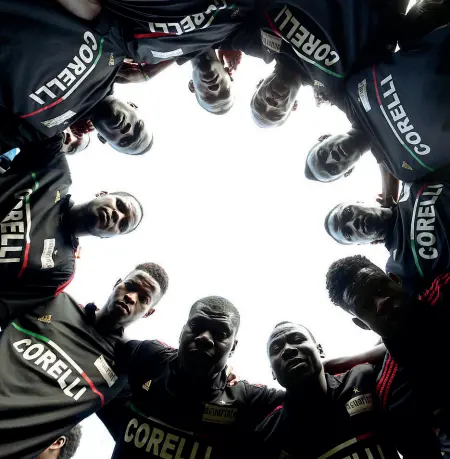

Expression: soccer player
xmin=0 ymin=136 xmax=144 ymax=327
xmin=326 ymin=255 xmax=450 ymax=457
xmin=305 ymin=23 xmax=450 ymax=192
xmin=324 ymin=180 xmax=450 ymax=295
xmin=250 ymin=321 xmax=438 ymax=458
xmin=37 ymin=425 xmax=82 ymax=459
xmin=111 ymin=296 xmax=285 ymax=458
xmin=0 ymin=261 xmax=168 ymax=459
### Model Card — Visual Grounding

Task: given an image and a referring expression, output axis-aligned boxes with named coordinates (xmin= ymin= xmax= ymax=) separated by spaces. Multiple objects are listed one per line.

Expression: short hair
xmin=326 ymin=255 xmax=385 ymax=311
xmin=272 ymin=321 xmax=316 ymax=343
xmin=60 ymin=425 xmax=82 ymax=459
xmin=135 ymin=262 xmax=169 ymax=295
xmin=304 ymin=160 xmax=319 ymax=181
xmin=110 ymin=191 xmax=143 ymax=233
xmin=190 ymin=296 xmax=240 ymax=332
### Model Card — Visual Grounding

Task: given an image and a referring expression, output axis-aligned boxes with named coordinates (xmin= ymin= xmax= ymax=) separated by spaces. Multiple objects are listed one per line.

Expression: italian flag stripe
xmin=18 ymin=172 xmax=39 ymax=278
xmin=409 ymin=184 xmax=426 ymax=278
xmin=21 ymin=37 xmax=105 ymax=118
xmin=371 ymin=65 xmax=434 ymax=172
xmin=11 ymin=321 xmax=105 ymax=406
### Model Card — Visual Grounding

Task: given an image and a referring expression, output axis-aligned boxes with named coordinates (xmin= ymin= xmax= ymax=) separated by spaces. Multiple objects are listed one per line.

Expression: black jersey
xmin=346 ymin=25 xmax=450 ymax=181
xmin=0 ymin=137 xmax=78 ymax=327
xmin=0 ymin=294 xmax=127 ymax=459
xmin=112 ymin=339 xmax=284 ymax=459
xmin=385 ymin=181 xmax=450 ymax=296
xmin=258 ymin=0 xmax=402 ymax=106
xmin=0 ymin=0 xmax=127 ymax=153
xmin=106 ymin=0 xmax=259 ymax=65
xmin=253 ymin=364 xmax=400 ymax=459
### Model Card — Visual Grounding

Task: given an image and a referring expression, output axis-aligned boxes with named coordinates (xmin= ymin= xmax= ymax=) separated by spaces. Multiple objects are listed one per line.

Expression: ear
xmin=229 ymin=339 xmax=238 ymax=357
xmin=343 ymin=167 xmax=355 ymax=178
xmin=49 ymin=436 xmax=66 ymax=451
xmin=95 ymin=190 xmax=108 ymax=198
xmin=188 ymin=80 xmax=195 ymax=93
xmin=292 ymin=100 xmax=298 ymax=112
xmin=144 ymin=308 xmax=155 ymax=318
xmin=127 ymin=101 xmax=139 ymax=110
xmin=318 ymin=134 xmax=332 ymax=142
xmin=352 ymin=317 xmax=371 ymax=331
xmin=114 ymin=278 xmax=122 ymax=288
xmin=317 ymin=343 xmax=325 ymax=359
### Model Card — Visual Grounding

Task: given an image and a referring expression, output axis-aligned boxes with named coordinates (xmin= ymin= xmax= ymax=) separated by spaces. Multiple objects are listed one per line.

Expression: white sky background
xmin=67 ymin=55 xmax=389 ymax=458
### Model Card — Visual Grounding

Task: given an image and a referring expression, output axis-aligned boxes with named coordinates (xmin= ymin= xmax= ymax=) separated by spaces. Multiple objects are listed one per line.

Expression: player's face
xmin=268 ymin=324 xmax=323 ymax=390
xmin=251 ymin=65 xmax=301 ymax=128
xmin=326 ymin=202 xmax=392 ymax=245
xmin=84 ymin=194 xmax=142 ymax=238
xmin=191 ymin=49 xmax=233 ymax=114
xmin=342 ymin=267 xmax=407 ymax=337
xmin=178 ymin=305 xmax=237 ymax=378
xmin=61 ymin=129 xmax=90 ymax=155
xmin=306 ymin=134 xmax=363 ymax=182
xmin=103 ymin=270 xmax=162 ymax=328
xmin=92 ymin=96 xmax=153 ymax=155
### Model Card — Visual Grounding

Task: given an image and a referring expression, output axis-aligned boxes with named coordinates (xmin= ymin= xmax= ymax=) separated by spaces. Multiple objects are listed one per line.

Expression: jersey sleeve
xmin=241 ymin=381 xmax=285 ymax=428
xmin=96 ymin=383 xmax=132 ymax=440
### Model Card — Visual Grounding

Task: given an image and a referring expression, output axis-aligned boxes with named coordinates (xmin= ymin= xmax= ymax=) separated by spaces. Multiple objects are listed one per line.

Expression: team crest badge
xmin=55 ymin=191 xmax=60 ymax=203
xmin=108 ymin=53 xmax=115 ymax=66
xmin=38 ymin=315 xmax=52 ymax=324
xmin=142 ymin=380 xmax=152 ymax=391
xmin=402 ymin=161 xmax=413 ymax=171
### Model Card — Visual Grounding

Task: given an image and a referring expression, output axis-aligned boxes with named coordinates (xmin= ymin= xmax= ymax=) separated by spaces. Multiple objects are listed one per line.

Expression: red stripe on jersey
xmin=134 ymin=32 xmax=176 ymax=39
xmin=356 ymin=431 xmax=375 ymax=442
xmin=382 ymin=360 xmax=398 ymax=409
xmin=265 ymin=405 xmax=283 ymax=419
xmin=17 ymin=242 xmax=31 ymax=278
xmin=81 ymin=371 xmax=105 ymax=406
xmin=420 ymin=272 xmax=447 ymax=302
xmin=54 ymin=251 xmax=77 ymax=296
xmin=20 ymin=97 xmax=64 ymax=118
xmin=372 ymin=65 xmax=382 ymax=105
xmin=426 ymin=272 xmax=450 ymax=306
xmin=265 ymin=13 xmax=283 ymax=38
xmin=377 ymin=355 xmax=394 ymax=399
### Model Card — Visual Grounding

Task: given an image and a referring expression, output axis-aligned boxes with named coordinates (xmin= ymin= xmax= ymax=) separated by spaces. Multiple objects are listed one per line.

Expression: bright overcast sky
xmin=67 ymin=54 xmax=389 ymax=457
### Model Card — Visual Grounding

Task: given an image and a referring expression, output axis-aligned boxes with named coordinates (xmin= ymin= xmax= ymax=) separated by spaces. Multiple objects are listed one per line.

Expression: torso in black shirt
xmin=253 ymin=365 xmax=399 ymax=459
xmin=112 ymin=339 xmax=284 ymax=459
xmin=346 ymin=25 xmax=450 ymax=181
xmin=0 ymin=138 xmax=78 ymax=326
xmin=385 ymin=181 xmax=450 ymax=296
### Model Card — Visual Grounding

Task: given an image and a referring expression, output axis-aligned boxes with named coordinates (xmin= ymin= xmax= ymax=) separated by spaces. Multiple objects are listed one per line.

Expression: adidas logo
xmin=402 ymin=161 xmax=413 ymax=171
xmin=38 ymin=315 xmax=52 ymax=324
xmin=55 ymin=191 xmax=61 ymax=203
xmin=142 ymin=380 xmax=152 ymax=391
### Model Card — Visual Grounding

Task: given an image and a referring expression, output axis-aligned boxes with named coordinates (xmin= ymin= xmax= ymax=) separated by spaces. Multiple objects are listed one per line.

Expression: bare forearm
xmin=56 ymin=0 xmax=102 ymax=20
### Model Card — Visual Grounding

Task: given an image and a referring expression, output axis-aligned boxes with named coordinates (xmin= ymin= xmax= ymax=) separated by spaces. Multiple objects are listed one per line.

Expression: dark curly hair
xmin=135 ymin=262 xmax=169 ymax=295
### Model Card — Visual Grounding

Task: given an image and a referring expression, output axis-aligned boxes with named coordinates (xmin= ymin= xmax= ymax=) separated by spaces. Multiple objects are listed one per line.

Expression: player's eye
xmin=344 ymin=230 xmax=352 ymax=241
xmin=344 ymin=207 xmax=352 ymax=217
xmin=140 ymin=295 xmax=150 ymax=305
xmin=330 ymin=165 xmax=339 ymax=175
xmin=217 ymin=331 xmax=228 ymax=340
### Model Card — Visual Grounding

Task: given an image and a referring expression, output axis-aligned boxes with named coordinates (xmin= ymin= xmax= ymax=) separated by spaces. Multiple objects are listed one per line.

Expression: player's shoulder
xmin=331 ymin=363 xmax=378 ymax=388
xmin=138 ymin=339 xmax=177 ymax=358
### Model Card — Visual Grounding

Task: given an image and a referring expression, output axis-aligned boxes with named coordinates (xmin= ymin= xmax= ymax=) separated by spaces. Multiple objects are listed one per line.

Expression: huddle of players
xmin=1 ymin=0 xmax=450 ymax=458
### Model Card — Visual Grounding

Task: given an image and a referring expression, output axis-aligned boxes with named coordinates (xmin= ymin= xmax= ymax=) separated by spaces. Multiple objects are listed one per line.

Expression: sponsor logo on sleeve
xmin=41 ymin=238 xmax=56 ymax=270
xmin=358 ymin=79 xmax=371 ymax=112
xmin=94 ymin=355 xmax=118 ymax=387
xmin=41 ymin=110 xmax=77 ymax=128
xmin=261 ymin=30 xmax=282 ymax=53
xmin=38 ymin=315 xmax=52 ymax=324
xmin=202 ymin=403 xmax=237 ymax=425
xmin=151 ymin=49 xmax=183 ymax=59
xmin=142 ymin=380 xmax=152 ymax=391
xmin=345 ymin=393 xmax=373 ymax=417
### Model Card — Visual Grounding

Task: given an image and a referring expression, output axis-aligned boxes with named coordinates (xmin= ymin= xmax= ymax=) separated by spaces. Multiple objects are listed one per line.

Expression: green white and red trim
xmin=12 ymin=321 xmax=105 ymax=406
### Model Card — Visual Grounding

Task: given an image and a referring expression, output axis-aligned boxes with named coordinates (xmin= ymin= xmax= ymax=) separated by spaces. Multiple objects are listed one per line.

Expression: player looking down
xmin=111 ymin=295 xmax=284 ymax=459
xmin=324 ymin=180 xmax=450 ymax=295
xmin=250 ymin=321 xmax=429 ymax=458
xmin=37 ymin=425 xmax=82 ymax=459
xmin=0 ymin=137 xmax=144 ymax=326
xmin=0 ymin=262 xmax=168 ymax=459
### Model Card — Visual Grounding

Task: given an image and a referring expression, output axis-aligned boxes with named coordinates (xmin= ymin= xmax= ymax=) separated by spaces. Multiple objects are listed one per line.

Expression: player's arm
xmin=56 ymin=0 xmax=102 ymax=20
xmin=379 ymin=163 xmax=399 ymax=208
xmin=115 ymin=60 xmax=175 ymax=84
xmin=324 ymin=343 xmax=386 ymax=375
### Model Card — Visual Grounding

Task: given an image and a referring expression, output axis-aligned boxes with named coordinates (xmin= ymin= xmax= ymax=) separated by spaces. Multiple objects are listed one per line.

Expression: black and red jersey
xmin=0 ymin=138 xmax=78 ymax=327
xmin=253 ymin=364 xmax=400 ymax=459
xmin=0 ymin=294 xmax=127 ymax=459
xmin=345 ymin=25 xmax=450 ymax=181
xmin=256 ymin=0 xmax=403 ymax=107
xmin=385 ymin=181 xmax=450 ymax=296
xmin=0 ymin=0 xmax=127 ymax=154
xmin=111 ymin=339 xmax=284 ymax=459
